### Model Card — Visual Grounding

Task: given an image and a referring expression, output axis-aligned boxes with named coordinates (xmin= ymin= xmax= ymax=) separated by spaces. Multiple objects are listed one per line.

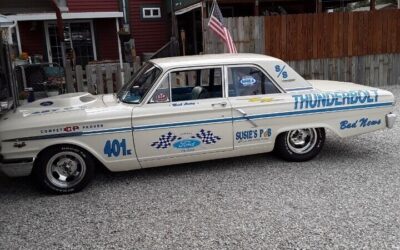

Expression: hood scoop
xmin=17 ymin=93 xmax=100 ymax=117
xmin=22 ymin=93 xmax=97 ymax=109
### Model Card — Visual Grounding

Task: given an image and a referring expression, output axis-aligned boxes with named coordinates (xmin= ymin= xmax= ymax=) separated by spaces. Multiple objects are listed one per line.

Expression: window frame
xmin=141 ymin=6 xmax=162 ymax=19
xmin=225 ymin=64 xmax=284 ymax=97
xmin=147 ymin=65 xmax=226 ymax=105
xmin=44 ymin=20 xmax=97 ymax=66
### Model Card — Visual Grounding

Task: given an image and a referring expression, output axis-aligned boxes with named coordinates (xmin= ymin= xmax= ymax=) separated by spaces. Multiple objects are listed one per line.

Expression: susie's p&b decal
xmin=236 ymin=128 xmax=272 ymax=143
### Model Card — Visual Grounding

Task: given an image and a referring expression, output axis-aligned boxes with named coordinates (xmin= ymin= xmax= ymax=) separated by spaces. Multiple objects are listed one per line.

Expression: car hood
xmin=0 ymin=92 xmax=123 ymax=135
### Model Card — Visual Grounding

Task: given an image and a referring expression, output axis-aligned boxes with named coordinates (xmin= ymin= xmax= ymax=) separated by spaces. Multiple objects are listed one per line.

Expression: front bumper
xmin=386 ymin=113 xmax=397 ymax=129
xmin=0 ymin=157 xmax=34 ymax=177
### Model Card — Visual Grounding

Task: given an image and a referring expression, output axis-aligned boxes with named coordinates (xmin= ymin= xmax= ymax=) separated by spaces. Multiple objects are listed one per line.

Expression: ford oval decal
xmin=173 ymin=139 xmax=201 ymax=149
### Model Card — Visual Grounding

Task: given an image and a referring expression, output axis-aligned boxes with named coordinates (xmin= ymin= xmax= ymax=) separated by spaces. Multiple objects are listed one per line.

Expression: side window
xmin=150 ymin=75 xmax=170 ymax=103
xmin=170 ymin=68 xmax=223 ymax=102
xmin=228 ymin=66 xmax=280 ymax=97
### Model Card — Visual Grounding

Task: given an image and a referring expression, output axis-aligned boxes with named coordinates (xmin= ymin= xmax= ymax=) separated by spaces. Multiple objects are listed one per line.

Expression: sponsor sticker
xmin=240 ymin=76 xmax=257 ymax=86
xmin=151 ymin=129 xmax=221 ymax=152
xmin=235 ymin=128 xmax=272 ymax=143
xmin=173 ymin=139 xmax=201 ymax=149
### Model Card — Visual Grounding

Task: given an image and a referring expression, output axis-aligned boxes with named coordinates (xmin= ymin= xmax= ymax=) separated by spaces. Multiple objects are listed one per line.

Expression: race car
xmin=0 ymin=54 xmax=396 ymax=194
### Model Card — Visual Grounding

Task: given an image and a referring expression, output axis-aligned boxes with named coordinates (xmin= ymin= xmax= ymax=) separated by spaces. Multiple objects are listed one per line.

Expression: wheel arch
xmin=273 ymin=123 xmax=341 ymax=139
xmin=33 ymin=141 xmax=106 ymax=171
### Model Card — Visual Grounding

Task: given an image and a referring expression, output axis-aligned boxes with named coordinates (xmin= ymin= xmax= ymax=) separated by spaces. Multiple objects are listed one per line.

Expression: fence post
xmin=105 ymin=64 xmax=113 ymax=93
xmin=116 ymin=65 xmax=123 ymax=90
xmin=123 ymin=63 xmax=131 ymax=84
xmin=65 ymin=63 xmax=75 ymax=93
xmin=133 ymin=56 xmax=141 ymax=72
xmin=96 ymin=65 xmax=104 ymax=94
xmin=75 ymin=65 xmax=84 ymax=92
xmin=86 ymin=65 xmax=94 ymax=94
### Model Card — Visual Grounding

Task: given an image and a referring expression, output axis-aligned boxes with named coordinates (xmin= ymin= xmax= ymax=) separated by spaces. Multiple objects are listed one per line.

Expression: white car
xmin=0 ymin=54 xmax=396 ymax=194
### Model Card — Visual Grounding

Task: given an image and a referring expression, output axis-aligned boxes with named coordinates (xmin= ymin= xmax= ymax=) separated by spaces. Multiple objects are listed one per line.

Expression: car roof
xmin=149 ymin=53 xmax=281 ymax=69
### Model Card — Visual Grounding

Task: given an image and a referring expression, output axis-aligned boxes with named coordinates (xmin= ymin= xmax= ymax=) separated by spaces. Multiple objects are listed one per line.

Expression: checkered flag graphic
xmin=192 ymin=129 xmax=221 ymax=144
xmin=151 ymin=132 xmax=181 ymax=149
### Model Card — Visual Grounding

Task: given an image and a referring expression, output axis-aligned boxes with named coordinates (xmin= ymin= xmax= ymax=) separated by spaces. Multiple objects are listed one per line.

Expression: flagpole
xmin=208 ymin=0 xmax=216 ymax=26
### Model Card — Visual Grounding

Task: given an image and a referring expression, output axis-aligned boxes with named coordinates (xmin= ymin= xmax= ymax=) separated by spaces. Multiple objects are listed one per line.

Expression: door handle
xmin=236 ymin=108 xmax=258 ymax=127
xmin=211 ymin=101 xmax=227 ymax=107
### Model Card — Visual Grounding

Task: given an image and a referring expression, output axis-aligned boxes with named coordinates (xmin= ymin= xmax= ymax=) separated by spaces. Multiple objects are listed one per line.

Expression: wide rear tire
xmin=274 ymin=128 xmax=325 ymax=162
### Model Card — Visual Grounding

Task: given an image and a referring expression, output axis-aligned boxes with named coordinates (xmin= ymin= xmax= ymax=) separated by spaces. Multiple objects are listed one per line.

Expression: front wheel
xmin=33 ymin=145 xmax=94 ymax=194
xmin=274 ymin=128 xmax=325 ymax=162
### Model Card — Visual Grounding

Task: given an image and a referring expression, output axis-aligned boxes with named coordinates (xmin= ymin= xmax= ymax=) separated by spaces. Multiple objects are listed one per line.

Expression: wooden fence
xmin=288 ymin=53 xmax=400 ymax=86
xmin=204 ymin=16 xmax=265 ymax=54
xmin=204 ymin=10 xmax=400 ymax=61
xmin=266 ymin=9 xmax=400 ymax=61
xmin=65 ymin=61 xmax=141 ymax=94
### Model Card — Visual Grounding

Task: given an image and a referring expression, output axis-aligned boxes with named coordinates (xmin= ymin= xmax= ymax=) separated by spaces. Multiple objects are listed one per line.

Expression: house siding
xmin=18 ymin=21 xmax=47 ymax=58
xmin=94 ymin=19 xmax=119 ymax=60
xmin=67 ymin=0 xmax=119 ymax=12
xmin=129 ymin=0 xmax=170 ymax=57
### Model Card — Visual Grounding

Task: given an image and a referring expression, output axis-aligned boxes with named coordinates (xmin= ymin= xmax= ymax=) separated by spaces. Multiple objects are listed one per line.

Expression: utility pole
xmin=370 ymin=0 xmax=376 ymax=11
xmin=316 ymin=0 xmax=322 ymax=13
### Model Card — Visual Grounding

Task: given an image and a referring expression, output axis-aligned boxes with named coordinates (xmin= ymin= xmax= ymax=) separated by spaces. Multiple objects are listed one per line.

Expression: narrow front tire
xmin=33 ymin=145 xmax=94 ymax=194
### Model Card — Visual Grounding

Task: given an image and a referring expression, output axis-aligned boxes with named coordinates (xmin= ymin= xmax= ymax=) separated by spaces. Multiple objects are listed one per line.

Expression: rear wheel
xmin=274 ymin=128 xmax=325 ymax=162
xmin=33 ymin=145 xmax=94 ymax=194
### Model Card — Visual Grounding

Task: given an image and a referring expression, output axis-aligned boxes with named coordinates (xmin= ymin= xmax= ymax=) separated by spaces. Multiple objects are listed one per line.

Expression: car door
xmin=226 ymin=65 xmax=286 ymax=150
xmin=132 ymin=66 xmax=233 ymax=166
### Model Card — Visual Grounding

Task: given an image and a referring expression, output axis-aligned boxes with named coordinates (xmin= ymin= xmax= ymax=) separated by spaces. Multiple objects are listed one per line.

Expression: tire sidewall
xmin=276 ymin=128 xmax=325 ymax=161
xmin=34 ymin=145 xmax=94 ymax=194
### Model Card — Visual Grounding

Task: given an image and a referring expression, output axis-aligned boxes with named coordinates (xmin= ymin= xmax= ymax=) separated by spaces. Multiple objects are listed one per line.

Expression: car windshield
xmin=117 ymin=62 xmax=161 ymax=104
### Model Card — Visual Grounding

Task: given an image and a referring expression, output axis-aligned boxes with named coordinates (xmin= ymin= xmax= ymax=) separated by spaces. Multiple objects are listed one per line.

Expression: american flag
xmin=208 ymin=0 xmax=237 ymax=53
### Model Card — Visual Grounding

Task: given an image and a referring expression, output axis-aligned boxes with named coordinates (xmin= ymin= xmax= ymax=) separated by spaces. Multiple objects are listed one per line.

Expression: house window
xmin=142 ymin=7 xmax=162 ymax=19
xmin=45 ymin=21 xmax=96 ymax=67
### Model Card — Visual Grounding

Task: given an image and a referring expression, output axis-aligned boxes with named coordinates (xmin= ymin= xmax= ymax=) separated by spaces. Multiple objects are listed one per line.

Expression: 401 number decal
xmin=104 ymin=139 xmax=132 ymax=157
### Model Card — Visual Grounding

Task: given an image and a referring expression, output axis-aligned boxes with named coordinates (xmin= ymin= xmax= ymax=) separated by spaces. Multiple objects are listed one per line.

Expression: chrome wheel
xmin=286 ymin=128 xmax=318 ymax=154
xmin=46 ymin=151 xmax=87 ymax=189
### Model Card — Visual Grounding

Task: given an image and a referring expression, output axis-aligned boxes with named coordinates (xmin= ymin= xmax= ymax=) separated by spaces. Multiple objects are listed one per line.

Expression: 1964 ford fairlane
xmin=0 ymin=54 xmax=396 ymax=193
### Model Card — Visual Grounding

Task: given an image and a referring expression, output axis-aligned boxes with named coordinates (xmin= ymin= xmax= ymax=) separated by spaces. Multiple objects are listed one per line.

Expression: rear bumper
xmin=386 ymin=113 xmax=397 ymax=129
xmin=0 ymin=157 xmax=34 ymax=177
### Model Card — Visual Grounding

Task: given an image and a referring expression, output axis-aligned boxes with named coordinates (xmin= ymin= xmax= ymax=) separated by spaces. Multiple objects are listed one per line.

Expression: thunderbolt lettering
xmin=292 ymin=90 xmax=379 ymax=110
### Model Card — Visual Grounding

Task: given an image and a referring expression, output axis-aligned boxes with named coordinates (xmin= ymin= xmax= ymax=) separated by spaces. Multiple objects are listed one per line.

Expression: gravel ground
xmin=1 ymin=85 xmax=400 ymax=249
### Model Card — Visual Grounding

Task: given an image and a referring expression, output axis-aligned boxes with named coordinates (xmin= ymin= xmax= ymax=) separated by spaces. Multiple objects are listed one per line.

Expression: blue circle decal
xmin=40 ymin=101 xmax=54 ymax=106
xmin=240 ymin=76 xmax=256 ymax=86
